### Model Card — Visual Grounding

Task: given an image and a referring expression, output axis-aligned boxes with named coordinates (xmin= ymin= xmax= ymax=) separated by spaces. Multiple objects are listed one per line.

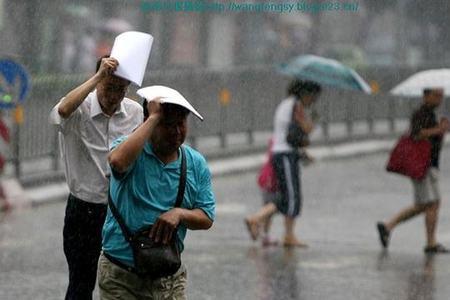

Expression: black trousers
xmin=63 ymin=194 xmax=107 ymax=300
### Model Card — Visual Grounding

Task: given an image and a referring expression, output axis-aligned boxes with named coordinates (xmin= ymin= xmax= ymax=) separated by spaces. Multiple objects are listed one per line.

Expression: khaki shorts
xmin=411 ymin=168 xmax=440 ymax=205
xmin=98 ymin=253 xmax=187 ymax=300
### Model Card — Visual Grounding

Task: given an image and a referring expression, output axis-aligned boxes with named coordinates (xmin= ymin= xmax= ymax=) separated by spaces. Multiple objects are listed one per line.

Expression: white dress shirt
xmin=50 ymin=91 xmax=143 ymax=204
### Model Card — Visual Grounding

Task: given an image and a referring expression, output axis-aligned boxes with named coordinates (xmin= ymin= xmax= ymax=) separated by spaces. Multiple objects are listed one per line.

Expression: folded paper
xmin=110 ymin=31 xmax=153 ymax=86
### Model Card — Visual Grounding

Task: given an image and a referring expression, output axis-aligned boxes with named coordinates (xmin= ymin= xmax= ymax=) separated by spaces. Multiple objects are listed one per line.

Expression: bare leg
xmin=263 ymin=217 xmax=272 ymax=235
xmin=285 ymin=216 xmax=295 ymax=238
xmin=261 ymin=216 xmax=279 ymax=246
xmin=248 ymin=203 xmax=277 ymax=224
xmin=425 ymin=201 xmax=439 ymax=247
xmin=245 ymin=203 xmax=277 ymax=241
xmin=283 ymin=216 xmax=307 ymax=247
xmin=385 ymin=204 xmax=427 ymax=232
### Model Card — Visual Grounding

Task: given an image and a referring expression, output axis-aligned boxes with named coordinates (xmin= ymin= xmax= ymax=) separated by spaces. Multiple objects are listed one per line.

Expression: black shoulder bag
xmin=286 ymin=103 xmax=310 ymax=148
xmin=108 ymin=147 xmax=186 ymax=278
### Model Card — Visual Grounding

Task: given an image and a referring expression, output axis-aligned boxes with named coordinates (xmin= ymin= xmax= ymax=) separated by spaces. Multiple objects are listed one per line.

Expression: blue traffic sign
xmin=0 ymin=59 xmax=30 ymax=109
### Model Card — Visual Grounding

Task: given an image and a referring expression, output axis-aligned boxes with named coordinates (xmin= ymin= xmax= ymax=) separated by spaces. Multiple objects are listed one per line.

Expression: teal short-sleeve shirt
xmin=102 ymin=136 xmax=216 ymax=267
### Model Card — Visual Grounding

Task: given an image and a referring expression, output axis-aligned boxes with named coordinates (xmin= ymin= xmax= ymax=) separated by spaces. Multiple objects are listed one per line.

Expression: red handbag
xmin=257 ymin=139 xmax=279 ymax=193
xmin=386 ymin=135 xmax=432 ymax=180
xmin=257 ymin=159 xmax=278 ymax=193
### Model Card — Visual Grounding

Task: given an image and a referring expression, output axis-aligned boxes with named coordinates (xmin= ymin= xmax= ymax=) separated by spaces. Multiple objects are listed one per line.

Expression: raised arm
xmin=294 ymin=102 xmax=314 ymax=134
xmin=108 ymin=100 xmax=162 ymax=174
xmin=57 ymin=57 xmax=118 ymax=118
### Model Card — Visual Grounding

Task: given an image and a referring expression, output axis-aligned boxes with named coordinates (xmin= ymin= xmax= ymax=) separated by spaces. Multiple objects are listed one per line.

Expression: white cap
xmin=137 ymin=85 xmax=204 ymax=121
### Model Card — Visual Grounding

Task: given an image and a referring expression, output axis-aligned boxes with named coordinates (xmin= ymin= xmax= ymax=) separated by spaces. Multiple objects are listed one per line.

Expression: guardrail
xmin=5 ymin=67 xmax=446 ymax=184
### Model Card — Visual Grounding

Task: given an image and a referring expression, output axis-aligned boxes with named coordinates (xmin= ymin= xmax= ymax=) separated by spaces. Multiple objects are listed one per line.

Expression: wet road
xmin=2 ymin=148 xmax=450 ymax=299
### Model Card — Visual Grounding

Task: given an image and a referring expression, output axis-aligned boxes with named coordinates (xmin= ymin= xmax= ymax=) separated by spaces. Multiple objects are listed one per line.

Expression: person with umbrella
xmin=245 ymin=79 xmax=321 ymax=247
xmin=244 ymin=55 xmax=370 ymax=246
xmin=377 ymin=87 xmax=450 ymax=253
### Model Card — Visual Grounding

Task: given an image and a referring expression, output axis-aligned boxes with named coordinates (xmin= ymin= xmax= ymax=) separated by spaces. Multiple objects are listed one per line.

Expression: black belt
xmin=103 ymin=252 xmax=137 ymax=274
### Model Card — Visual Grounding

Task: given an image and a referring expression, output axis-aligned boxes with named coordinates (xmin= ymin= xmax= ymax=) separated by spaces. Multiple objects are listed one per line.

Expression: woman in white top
xmin=245 ymin=80 xmax=321 ymax=247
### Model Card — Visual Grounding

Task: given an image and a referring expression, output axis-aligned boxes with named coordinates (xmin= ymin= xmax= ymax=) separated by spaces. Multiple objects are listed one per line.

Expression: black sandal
xmin=376 ymin=222 xmax=390 ymax=248
xmin=424 ymin=243 xmax=450 ymax=254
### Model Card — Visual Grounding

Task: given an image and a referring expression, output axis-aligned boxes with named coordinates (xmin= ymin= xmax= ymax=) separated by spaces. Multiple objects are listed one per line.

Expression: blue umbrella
xmin=278 ymin=55 xmax=372 ymax=94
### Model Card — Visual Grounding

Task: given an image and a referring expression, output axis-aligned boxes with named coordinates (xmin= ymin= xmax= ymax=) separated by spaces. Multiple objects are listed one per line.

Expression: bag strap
xmin=174 ymin=147 xmax=187 ymax=208
xmin=108 ymin=190 xmax=133 ymax=241
xmin=108 ymin=146 xmax=187 ymax=242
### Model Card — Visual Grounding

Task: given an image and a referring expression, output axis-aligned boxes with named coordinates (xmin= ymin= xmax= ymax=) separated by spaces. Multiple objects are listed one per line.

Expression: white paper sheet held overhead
xmin=110 ymin=31 xmax=153 ymax=86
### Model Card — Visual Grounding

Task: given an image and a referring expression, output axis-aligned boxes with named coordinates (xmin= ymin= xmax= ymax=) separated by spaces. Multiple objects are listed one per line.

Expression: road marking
xmin=298 ymin=256 xmax=361 ymax=270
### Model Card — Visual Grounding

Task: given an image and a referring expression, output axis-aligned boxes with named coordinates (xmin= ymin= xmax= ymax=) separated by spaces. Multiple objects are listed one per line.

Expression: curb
xmin=18 ymin=138 xmax=398 ymax=208
xmin=209 ymin=139 xmax=396 ymax=177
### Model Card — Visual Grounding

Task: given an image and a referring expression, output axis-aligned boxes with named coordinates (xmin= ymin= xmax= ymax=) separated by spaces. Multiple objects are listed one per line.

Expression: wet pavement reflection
xmin=247 ymin=247 xmax=301 ymax=300
xmin=377 ymin=251 xmax=437 ymax=300
xmin=2 ymin=150 xmax=450 ymax=299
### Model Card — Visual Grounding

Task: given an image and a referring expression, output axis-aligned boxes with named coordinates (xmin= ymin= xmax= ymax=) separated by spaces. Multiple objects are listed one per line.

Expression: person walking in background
xmin=377 ymin=88 xmax=450 ymax=253
xmin=0 ymin=112 xmax=10 ymax=212
xmin=245 ymin=80 xmax=321 ymax=247
xmin=49 ymin=56 xmax=143 ymax=300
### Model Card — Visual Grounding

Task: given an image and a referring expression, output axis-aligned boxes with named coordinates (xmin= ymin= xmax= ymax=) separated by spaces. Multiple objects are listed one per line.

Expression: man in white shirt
xmin=50 ymin=56 xmax=143 ymax=300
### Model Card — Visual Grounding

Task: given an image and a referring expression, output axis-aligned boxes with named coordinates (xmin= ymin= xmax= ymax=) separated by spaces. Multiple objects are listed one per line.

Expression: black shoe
xmin=424 ymin=243 xmax=450 ymax=254
xmin=376 ymin=222 xmax=390 ymax=248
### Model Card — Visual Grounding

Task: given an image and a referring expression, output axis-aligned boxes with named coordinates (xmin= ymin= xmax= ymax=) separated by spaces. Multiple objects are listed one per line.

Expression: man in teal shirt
xmin=98 ymin=87 xmax=215 ymax=299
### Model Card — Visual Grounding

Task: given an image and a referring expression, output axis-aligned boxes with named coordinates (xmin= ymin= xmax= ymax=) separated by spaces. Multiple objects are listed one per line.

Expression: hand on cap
xmin=147 ymin=98 xmax=163 ymax=121
xmin=97 ymin=57 xmax=119 ymax=79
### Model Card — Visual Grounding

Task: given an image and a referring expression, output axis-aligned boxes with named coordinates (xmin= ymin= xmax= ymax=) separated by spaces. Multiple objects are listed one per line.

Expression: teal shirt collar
xmin=143 ymin=142 xmax=182 ymax=170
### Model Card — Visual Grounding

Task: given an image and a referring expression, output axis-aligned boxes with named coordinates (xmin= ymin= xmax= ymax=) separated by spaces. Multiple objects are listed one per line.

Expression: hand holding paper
xmin=110 ymin=31 xmax=153 ymax=86
xmin=97 ymin=57 xmax=119 ymax=77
